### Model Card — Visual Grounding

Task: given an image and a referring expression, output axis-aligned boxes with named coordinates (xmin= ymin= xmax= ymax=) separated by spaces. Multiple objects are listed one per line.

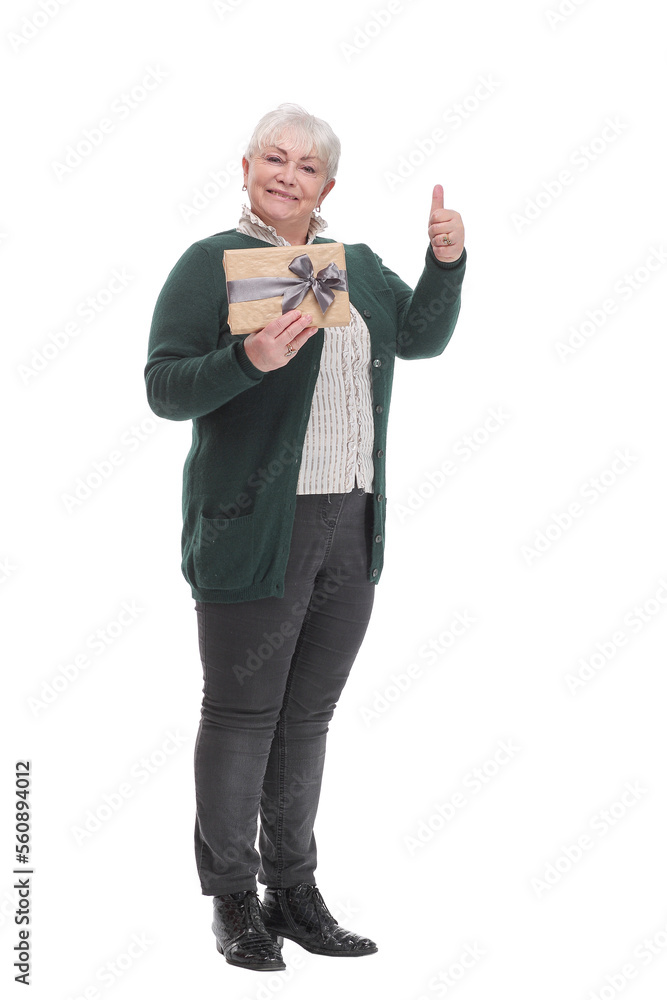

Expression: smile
xmin=267 ymin=189 xmax=298 ymax=201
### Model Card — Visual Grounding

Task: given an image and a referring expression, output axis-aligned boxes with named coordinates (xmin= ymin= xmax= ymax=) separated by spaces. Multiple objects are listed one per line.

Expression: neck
xmin=277 ymin=225 xmax=308 ymax=246
xmin=248 ymin=204 xmax=309 ymax=246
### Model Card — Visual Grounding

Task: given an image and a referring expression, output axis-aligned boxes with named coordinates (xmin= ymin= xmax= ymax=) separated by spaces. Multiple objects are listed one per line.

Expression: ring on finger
xmin=284 ymin=342 xmax=296 ymax=357
xmin=442 ymin=234 xmax=453 ymax=246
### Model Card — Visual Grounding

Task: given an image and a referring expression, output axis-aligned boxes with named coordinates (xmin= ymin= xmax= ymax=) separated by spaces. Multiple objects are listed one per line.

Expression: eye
xmin=265 ymin=155 xmax=282 ymax=163
xmin=301 ymin=165 xmax=316 ymax=173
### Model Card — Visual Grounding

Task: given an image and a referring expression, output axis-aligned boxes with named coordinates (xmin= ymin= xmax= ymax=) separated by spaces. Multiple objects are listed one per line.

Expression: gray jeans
xmin=193 ymin=488 xmax=376 ymax=895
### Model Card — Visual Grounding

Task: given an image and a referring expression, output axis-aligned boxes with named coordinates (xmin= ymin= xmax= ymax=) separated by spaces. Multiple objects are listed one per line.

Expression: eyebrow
xmin=268 ymin=146 xmax=319 ymax=162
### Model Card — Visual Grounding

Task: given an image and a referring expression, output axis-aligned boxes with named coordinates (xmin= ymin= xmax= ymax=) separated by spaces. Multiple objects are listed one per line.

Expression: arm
xmin=144 ymin=242 xmax=265 ymax=421
xmin=375 ymin=243 xmax=467 ymax=360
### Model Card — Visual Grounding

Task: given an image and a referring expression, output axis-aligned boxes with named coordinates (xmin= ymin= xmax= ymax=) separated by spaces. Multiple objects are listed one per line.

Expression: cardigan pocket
xmin=195 ymin=511 xmax=255 ymax=590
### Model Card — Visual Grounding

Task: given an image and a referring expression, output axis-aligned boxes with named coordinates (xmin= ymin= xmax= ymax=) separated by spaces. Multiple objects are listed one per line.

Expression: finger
xmin=281 ymin=326 xmax=318 ymax=363
xmin=265 ymin=308 xmax=306 ymax=338
xmin=431 ymin=224 xmax=459 ymax=239
xmin=287 ymin=325 xmax=319 ymax=353
xmin=428 ymin=209 xmax=457 ymax=229
xmin=428 ymin=220 xmax=459 ymax=241
xmin=432 ymin=236 xmax=461 ymax=257
xmin=289 ymin=323 xmax=319 ymax=347
xmin=432 ymin=239 xmax=456 ymax=253
xmin=274 ymin=312 xmax=315 ymax=343
xmin=430 ymin=183 xmax=444 ymax=219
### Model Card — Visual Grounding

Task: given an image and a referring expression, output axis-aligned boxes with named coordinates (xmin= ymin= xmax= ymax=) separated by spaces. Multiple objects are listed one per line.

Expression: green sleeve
xmin=144 ymin=242 xmax=265 ymax=421
xmin=374 ymin=244 xmax=467 ymax=360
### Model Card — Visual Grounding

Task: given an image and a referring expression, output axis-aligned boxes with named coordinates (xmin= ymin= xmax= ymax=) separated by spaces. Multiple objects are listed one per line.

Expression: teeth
xmin=269 ymin=190 xmax=296 ymax=199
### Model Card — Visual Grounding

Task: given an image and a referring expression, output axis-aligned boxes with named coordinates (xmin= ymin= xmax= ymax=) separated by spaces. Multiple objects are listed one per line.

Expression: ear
xmin=317 ymin=177 xmax=336 ymax=208
xmin=242 ymin=156 xmax=249 ymax=185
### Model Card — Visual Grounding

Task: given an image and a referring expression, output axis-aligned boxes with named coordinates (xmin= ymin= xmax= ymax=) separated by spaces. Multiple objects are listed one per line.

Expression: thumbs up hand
xmin=428 ymin=184 xmax=464 ymax=262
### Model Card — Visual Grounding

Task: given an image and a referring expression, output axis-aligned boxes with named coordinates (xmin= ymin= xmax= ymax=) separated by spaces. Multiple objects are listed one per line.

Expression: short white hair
xmin=245 ymin=103 xmax=341 ymax=183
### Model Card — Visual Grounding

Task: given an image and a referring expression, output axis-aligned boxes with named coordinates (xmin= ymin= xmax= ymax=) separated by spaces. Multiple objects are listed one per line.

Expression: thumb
xmin=430 ymin=183 xmax=444 ymax=217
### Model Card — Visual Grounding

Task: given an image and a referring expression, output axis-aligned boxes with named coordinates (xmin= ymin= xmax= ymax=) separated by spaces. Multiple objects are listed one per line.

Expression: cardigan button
xmin=376 ymin=493 xmax=383 ymax=503
xmin=363 ymin=309 xmax=371 ymax=318
xmin=372 ymin=568 xmax=378 ymax=577
xmin=374 ymin=534 xmax=382 ymax=543
xmin=375 ymin=404 xmax=383 ymax=413
xmin=372 ymin=358 xmax=381 ymax=367
xmin=376 ymin=448 xmax=384 ymax=458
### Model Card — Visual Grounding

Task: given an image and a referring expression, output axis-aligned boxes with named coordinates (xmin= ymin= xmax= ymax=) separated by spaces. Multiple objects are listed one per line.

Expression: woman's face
xmin=242 ymin=138 xmax=335 ymax=236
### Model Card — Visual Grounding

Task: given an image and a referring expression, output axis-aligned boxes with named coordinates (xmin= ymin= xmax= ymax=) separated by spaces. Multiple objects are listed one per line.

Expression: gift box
xmin=223 ymin=243 xmax=350 ymax=335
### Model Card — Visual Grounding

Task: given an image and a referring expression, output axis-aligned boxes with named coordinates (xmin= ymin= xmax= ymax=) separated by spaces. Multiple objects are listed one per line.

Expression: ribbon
xmin=226 ymin=253 xmax=348 ymax=315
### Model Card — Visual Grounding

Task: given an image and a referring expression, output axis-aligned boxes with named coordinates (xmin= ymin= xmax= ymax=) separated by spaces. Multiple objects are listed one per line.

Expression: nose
xmin=275 ymin=159 xmax=298 ymax=185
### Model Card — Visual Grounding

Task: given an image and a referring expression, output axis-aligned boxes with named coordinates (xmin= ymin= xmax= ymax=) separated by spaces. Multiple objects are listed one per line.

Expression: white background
xmin=3 ymin=0 xmax=667 ymax=997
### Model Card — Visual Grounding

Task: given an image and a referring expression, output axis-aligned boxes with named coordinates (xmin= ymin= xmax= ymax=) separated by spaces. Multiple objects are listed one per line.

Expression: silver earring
xmin=315 ymin=204 xmax=321 ymax=213
xmin=242 ymin=184 xmax=247 ymax=191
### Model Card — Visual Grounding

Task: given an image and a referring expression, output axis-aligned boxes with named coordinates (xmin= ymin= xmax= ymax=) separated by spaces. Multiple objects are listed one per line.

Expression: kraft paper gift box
xmin=223 ymin=243 xmax=350 ymax=336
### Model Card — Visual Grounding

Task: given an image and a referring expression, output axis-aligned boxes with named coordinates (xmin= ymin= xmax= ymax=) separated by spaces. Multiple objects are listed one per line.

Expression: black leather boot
xmin=261 ymin=883 xmax=378 ymax=957
xmin=212 ymin=890 xmax=286 ymax=971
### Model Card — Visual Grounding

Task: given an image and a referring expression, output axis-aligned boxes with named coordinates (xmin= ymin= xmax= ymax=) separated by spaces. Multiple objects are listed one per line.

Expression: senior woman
xmin=145 ymin=103 xmax=466 ymax=972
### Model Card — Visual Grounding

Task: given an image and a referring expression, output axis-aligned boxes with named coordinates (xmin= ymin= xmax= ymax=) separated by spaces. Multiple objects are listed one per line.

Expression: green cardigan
xmin=145 ymin=230 xmax=467 ymax=603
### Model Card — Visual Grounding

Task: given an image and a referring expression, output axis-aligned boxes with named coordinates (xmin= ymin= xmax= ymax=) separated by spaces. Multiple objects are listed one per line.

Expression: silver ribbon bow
xmin=226 ymin=253 xmax=348 ymax=315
